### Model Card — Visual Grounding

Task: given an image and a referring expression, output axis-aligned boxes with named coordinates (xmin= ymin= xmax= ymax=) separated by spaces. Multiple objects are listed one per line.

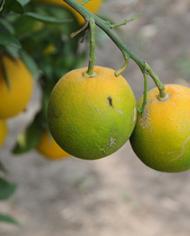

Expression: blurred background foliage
xmin=0 ymin=0 xmax=94 ymax=224
xmin=1 ymin=1 xmax=190 ymax=235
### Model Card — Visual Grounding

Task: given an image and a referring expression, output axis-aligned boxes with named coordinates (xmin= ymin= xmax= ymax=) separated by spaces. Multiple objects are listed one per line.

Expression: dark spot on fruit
xmin=107 ymin=96 xmax=114 ymax=108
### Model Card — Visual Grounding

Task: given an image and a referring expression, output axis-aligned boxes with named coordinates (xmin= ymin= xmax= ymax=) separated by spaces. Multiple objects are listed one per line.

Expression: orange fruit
xmin=48 ymin=66 xmax=136 ymax=160
xmin=0 ymin=55 xmax=33 ymax=119
xmin=37 ymin=131 xmax=69 ymax=160
xmin=0 ymin=120 xmax=7 ymax=145
xmin=130 ymin=84 xmax=190 ymax=172
xmin=39 ymin=0 xmax=102 ymax=24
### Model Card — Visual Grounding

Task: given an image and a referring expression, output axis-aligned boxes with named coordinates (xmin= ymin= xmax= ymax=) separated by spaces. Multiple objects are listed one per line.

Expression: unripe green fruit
xmin=48 ymin=66 xmax=136 ymax=160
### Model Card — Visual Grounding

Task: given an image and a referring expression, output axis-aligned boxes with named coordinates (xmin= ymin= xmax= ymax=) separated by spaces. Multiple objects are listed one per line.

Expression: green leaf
xmin=3 ymin=0 xmax=24 ymax=13
xmin=0 ymin=214 xmax=19 ymax=225
xmin=0 ymin=19 xmax=15 ymax=34
xmin=0 ymin=23 xmax=21 ymax=57
xmin=19 ymin=50 xmax=41 ymax=79
xmin=0 ymin=161 xmax=7 ymax=174
xmin=17 ymin=0 xmax=30 ymax=6
xmin=24 ymin=12 xmax=73 ymax=24
xmin=0 ymin=178 xmax=16 ymax=200
xmin=5 ymin=45 xmax=20 ymax=58
xmin=12 ymin=114 xmax=44 ymax=154
xmin=0 ymin=58 xmax=10 ymax=88
xmin=0 ymin=30 xmax=21 ymax=49
xmin=0 ymin=0 xmax=5 ymax=12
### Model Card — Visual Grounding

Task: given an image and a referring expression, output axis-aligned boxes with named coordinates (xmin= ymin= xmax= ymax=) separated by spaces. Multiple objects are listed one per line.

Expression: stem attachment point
xmin=144 ymin=63 xmax=167 ymax=100
xmin=86 ymin=18 xmax=96 ymax=78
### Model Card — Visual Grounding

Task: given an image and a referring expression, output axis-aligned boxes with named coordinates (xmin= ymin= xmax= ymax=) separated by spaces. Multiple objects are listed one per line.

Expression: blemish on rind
xmin=107 ymin=96 xmax=114 ymax=108
xmin=117 ymin=109 xmax=124 ymax=115
xmin=139 ymin=108 xmax=151 ymax=129
xmin=109 ymin=137 xmax=116 ymax=148
xmin=172 ymin=136 xmax=190 ymax=161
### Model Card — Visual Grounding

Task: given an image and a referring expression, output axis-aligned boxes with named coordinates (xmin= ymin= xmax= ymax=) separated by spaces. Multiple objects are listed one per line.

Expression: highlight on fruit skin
xmin=48 ymin=66 xmax=137 ymax=160
xmin=39 ymin=0 xmax=102 ymax=24
xmin=0 ymin=120 xmax=8 ymax=146
xmin=37 ymin=131 xmax=69 ymax=160
xmin=0 ymin=55 xmax=33 ymax=119
xmin=130 ymin=84 xmax=190 ymax=173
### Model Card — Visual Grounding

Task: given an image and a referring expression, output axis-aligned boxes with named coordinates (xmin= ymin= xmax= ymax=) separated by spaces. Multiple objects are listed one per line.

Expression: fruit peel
xmin=48 ymin=66 xmax=136 ymax=160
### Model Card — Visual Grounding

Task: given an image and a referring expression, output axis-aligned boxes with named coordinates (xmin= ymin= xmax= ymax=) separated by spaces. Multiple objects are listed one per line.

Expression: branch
xmin=64 ymin=0 xmax=167 ymax=99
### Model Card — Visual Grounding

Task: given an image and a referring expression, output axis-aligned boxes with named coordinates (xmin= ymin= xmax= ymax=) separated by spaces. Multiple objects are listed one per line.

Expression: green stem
xmin=70 ymin=21 xmax=88 ymax=38
xmin=141 ymin=72 xmax=148 ymax=114
xmin=86 ymin=18 xmax=96 ymax=77
xmin=144 ymin=63 xmax=166 ymax=99
xmin=110 ymin=16 xmax=139 ymax=29
xmin=64 ymin=0 xmax=167 ymax=99
xmin=115 ymin=56 xmax=128 ymax=77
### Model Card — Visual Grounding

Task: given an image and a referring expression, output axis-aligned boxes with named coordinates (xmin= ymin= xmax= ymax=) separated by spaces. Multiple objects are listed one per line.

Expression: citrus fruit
xmin=130 ymin=84 xmax=190 ymax=172
xmin=48 ymin=66 xmax=136 ymax=160
xmin=37 ymin=131 xmax=69 ymax=160
xmin=0 ymin=120 xmax=8 ymax=145
xmin=39 ymin=0 xmax=102 ymax=24
xmin=0 ymin=55 xmax=33 ymax=119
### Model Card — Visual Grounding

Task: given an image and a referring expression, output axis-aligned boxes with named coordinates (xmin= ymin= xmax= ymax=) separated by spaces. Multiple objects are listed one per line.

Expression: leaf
xmin=0 ymin=0 xmax=5 ymax=12
xmin=0 ymin=24 xmax=21 ymax=57
xmin=0 ymin=161 xmax=7 ymax=174
xmin=0 ymin=30 xmax=21 ymax=49
xmin=0 ymin=214 xmax=19 ymax=225
xmin=0 ymin=23 xmax=21 ymax=57
xmin=19 ymin=50 xmax=41 ymax=79
xmin=3 ymin=0 xmax=24 ymax=13
xmin=17 ymin=0 xmax=30 ymax=6
xmin=0 ymin=58 xmax=10 ymax=88
xmin=12 ymin=113 xmax=44 ymax=155
xmin=0 ymin=178 xmax=16 ymax=200
xmin=24 ymin=12 xmax=73 ymax=24
xmin=5 ymin=45 xmax=20 ymax=58
xmin=0 ymin=19 xmax=15 ymax=34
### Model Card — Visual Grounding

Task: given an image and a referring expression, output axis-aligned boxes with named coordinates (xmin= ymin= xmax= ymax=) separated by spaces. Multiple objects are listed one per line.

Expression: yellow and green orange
xmin=0 ymin=120 xmax=7 ymax=146
xmin=130 ymin=84 xmax=190 ymax=172
xmin=37 ymin=131 xmax=69 ymax=160
xmin=48 ymin=66 xmax=136 ymax=160
xmin=0 ymin=55 xmax=33 ymax=119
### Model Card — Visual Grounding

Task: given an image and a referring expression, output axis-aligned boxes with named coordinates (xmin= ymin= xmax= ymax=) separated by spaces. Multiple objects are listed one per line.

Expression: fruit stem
xmin=115 ymin=55 xmax=128 ymax=77
xmin=70 ymin=21 xmax=88 ymax=38
xmin=144 ymin=63 xmax=167 ymax=99
xmin=64 ymin=0 xmax=167 ymax=98
xmin=86 ymin=18 xmax=96 ymax=77
xmin=140 ymin=72 xmax=148 ymax=114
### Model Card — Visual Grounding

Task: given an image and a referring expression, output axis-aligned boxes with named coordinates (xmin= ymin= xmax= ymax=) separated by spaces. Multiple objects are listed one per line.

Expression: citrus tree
xmin=0 ymin=0 xmax=100 ymax=224
xmin=1 ymin=0 xmax=190 ymax=225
